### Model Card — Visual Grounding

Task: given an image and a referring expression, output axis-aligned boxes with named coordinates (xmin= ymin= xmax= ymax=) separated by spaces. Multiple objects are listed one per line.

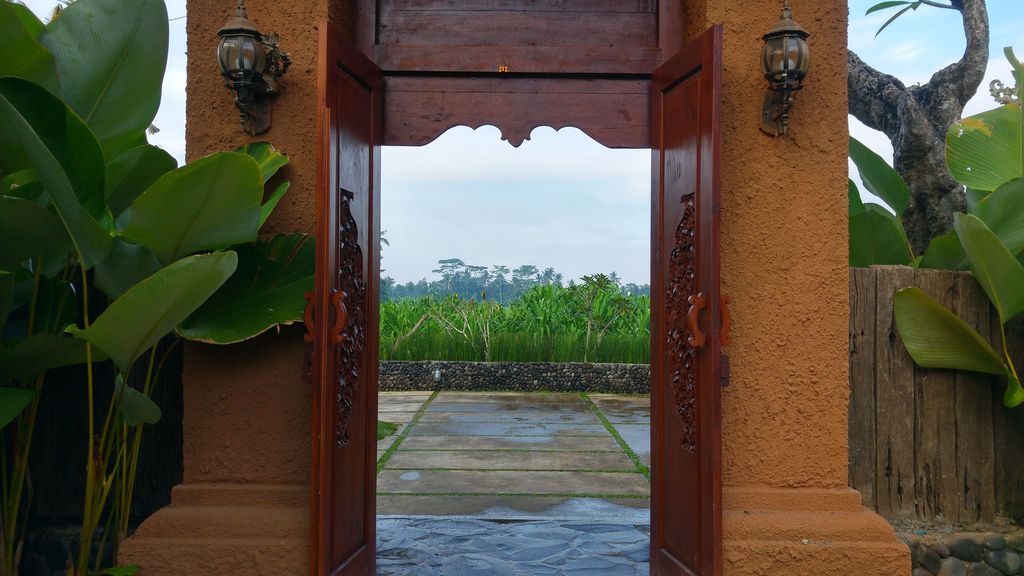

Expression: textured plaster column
xmin=684 ymin=1 xmax=910 ymax=574
xmin=120 ymin=1 xmax=356 ymax=574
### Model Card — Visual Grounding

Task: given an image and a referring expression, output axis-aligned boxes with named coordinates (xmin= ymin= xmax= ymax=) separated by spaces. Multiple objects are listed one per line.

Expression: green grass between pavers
xmin=376 ymin=391 xmax=439 ymax=473
xmin=377 ymin=421 xmax=399 ymax=440
xmin=377 ymin=491 xmax=648 ymax=499
xmin=580 ymin=393 xmax=651 ymax=481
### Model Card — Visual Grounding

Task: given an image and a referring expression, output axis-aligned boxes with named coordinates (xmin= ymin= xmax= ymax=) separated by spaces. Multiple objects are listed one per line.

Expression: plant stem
xmin=118 ymin=346 xmax=159 ymax=543
xmin=78 ymin=264 xmax=95 ymax=576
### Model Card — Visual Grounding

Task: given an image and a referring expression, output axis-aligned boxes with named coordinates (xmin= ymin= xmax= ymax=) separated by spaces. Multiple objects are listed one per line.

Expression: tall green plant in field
xmin=0 ymin=1 xmax=312 ymax=573
xmin=895 ymin=48 xmax=1024 ymax=409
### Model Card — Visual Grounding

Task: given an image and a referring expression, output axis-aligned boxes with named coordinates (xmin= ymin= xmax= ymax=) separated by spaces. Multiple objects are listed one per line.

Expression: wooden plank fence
xmin=849 ymin=266 xmax=1024 ymax=523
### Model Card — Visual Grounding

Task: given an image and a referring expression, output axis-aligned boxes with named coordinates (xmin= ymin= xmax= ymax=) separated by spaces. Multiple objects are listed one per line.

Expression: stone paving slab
xmin=377 ymin=495 xmax=651 ymax=519
xmin=417 ymin=410 xmax=601 ymax=424
xmin=378 ymin=469 xmax=650 ymax=496
xmin=377 ymin=517 xmax=650 ymax=576
xmin=588 ymin=394 xmax=651 ymax=424
xmin=412 ymin=422 xmax=610 ymax=437
xmin=423 ymin=401 xmax=591 ymax=414
xmin=434 ymin=392 xmax=587 ymax=403
xmin=615 ymin=425 xmax=651 ymax=466
xmin=380 ymin=391 xmax=434 ymax=399
xmin=377 ymin=411 xmax=418 ymax=424
xmin=377 ymin=424 xmax=407 ymax=454
xmin=384 ymin=449 xmax=637 ymax=472
xmin=399 ymin=435 xmax=623 ymax=452
xmin=378 ymin=401 xmax=429 ymax=413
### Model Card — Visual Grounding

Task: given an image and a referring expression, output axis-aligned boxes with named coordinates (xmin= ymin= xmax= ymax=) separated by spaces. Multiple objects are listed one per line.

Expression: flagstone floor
xmin=375 ymin=391 xmax=651 ymax=575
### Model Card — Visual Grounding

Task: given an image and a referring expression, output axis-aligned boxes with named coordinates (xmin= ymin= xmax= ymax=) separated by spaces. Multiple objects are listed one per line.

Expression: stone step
xmin=132 ymin=505 xmax=308 ymax=540
xmin=170 ymin=483 xmax=307 ymax=508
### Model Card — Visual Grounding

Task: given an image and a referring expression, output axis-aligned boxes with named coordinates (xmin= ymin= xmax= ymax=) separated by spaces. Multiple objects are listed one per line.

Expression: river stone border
xmin=901 ymin=531 xmax=1024 ymax=575
xmin=379 ymin=361 xmax=650 ymax=394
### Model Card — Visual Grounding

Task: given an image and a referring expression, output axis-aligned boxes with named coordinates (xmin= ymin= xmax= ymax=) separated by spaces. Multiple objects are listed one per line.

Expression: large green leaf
xmin=849 ymin=136 xmax=910 ymax=214
xmin=920 ymin=178 xmax=1024 ymax=270
xmin=0 ymin=78 xmax=111 ymax=268
xmin=0 ymin=387 xmax=35 ymax=430
xmin=0 ymin=1 xmax=58 ymax=93
xmin=123 ymin=152 xmax=262 ymax=265
xmin=178 ymin=234 xmax=313 ymax=344
xmin=115 ymin=374 xmax=160 ymax=425
xmin=848 ymin=179 xmax=865 ymax=217
xmin=39 ymin=0 xmax=168 ymax=153
xmin=106 ymin=145 xmax=177 ymax=216
xmin=946 ymin=104 xmax=1022 ymax=191
xmin=0 ymin=333 xmax=99 ymax=383
xmin=953 ymin=213 xmax=1024 ymax=325
xmin=0 ymin=196 xmax=69 ymax=269
xmin=849 ymin=203 xmax=914 ymax=267
xmin=94 ymin=238 xmax=162 ymax=300
xmin=260 ymin=180 xmax=291 ymax=228
xmin=70 ymin=252 xmax=238 ymax=372
xmin=235 ymin=142 xmax=289 ymax=184
xmin=894 ymin=286 xmax=1006 ymax=376
xmin=7 ymin=3 xmax=44 ymax=38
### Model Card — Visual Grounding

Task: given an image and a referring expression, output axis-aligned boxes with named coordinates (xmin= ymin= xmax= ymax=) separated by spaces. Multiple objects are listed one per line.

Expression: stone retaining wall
xmin=901 ymin=531 xmax=1024 ymax=575
xmin=379 ymin=361 xmax=650 ymax=394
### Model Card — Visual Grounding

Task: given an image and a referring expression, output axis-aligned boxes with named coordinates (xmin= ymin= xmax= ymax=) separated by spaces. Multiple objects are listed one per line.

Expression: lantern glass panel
xmin=218 ymin=35 xmax=242 ymax=74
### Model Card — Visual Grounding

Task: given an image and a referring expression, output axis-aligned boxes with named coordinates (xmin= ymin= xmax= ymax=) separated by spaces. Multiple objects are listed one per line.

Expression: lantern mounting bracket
xmin=217 ymin=0 xmax=291 ymax=135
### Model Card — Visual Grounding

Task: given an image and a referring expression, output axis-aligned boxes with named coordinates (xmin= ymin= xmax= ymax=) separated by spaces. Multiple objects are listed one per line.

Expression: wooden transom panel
xmin=359 ymin=0 xmax=676 ymax=148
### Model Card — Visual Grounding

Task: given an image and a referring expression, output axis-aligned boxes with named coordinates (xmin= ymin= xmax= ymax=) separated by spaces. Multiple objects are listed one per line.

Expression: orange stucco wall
xmin=121 ymin=1 xmax=910 ymax=574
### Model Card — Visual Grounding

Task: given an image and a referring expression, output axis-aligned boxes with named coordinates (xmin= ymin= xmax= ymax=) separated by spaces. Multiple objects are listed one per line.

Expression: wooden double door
xmin=309 ymin=23 xmax=724 ymax=576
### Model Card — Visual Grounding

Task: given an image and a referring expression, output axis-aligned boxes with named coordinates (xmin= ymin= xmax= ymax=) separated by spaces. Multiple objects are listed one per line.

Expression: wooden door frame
xmin=311 ymin=19 xmax=722 ymax=576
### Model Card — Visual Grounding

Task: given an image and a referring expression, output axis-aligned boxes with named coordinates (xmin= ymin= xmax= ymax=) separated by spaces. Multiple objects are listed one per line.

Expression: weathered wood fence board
xmin=849 ymin=266 xmax=1023 ymax=524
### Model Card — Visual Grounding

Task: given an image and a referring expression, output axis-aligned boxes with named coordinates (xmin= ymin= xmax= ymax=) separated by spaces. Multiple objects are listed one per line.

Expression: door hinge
xmin=303 ymin=351 xmax=313 ymax=385
xmin=720 ymin=354 xmax=730 ymax=388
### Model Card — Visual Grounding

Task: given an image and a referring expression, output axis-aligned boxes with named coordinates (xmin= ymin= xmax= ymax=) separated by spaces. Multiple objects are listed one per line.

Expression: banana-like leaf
xmin=7 ymin=2 xmax=44 ymax=38
xmin=123 ymin=152 xmax=262 ymax=265
xmin=920 ymin=178 xmax=1024 ymax=270
xmin=106 ymin=144 xmax=177 ymax=216
xmin=849 ymin=203 xmax=914 ymax=267
xmin=0 ymin=78 xmax=111 ymax=268
xmin=94 ymin=239 xmax=162 ymax=300
xmin=0 ymin=196 xmax=69 ymax=269
xmin=28 ymin=277 xmax=76 ymax=335
xmin=954 ymin=213 xmax=1024 ymax=325
xmin=235 ymin=142 xmax=289 ymax=184
xmin=848 ymin=179 xmax=865 ymax=216
xmin=1005 ymin=377 xmax=1024 ymax=408
xmin=966 ymin=187 xmax=988 ymax=212
xmin=178 ymin=234 xmax=313 ymax=344
xmin=39 ymin=0 xmax=168 ymax=153
xmin=0 ymin=169 xmax=43 ymax=200
xmin=0 ymin=387 xmax=35 ymax=430
xmin=0 ymin=333 xmax=101 ymax=383
xmin=70 ymin=252 xmax=238 ymax=372
xmin=115 ymin=374 xmax=160 ymax=425
xmin=260 ymin=180 xmax=291 ymax=228
xmin=894 ymin=286 xmax=1007 ymax=376
xmin=946 ymin=104 xmax=1022 ymax=192
xmin=0 ymin=1 xmax=58 ymax=93
xmin=850 ymin=136 xmax=910 ymax=214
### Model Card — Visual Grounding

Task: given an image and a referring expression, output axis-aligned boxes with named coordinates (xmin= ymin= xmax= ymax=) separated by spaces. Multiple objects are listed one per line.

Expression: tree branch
xmin=847 ymin=50 xmax=909 ymax=140
xmin=915 ymin=0 xmax=989 ymax=121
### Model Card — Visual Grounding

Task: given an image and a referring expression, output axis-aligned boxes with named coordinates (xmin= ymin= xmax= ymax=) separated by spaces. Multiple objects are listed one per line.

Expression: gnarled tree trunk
xmin=848 ymin=0 xmax=989 ymax=254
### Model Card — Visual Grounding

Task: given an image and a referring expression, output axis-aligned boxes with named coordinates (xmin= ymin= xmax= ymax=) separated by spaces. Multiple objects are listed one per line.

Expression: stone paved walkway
xmin=376 ymin=391 xmax=651 ymax=575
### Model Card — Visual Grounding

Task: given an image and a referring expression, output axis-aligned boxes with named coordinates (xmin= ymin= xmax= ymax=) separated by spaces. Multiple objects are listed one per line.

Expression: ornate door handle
xmin=329 ymin=290 xmax=349 ymax=345
xmin=720 ymin=294 xmax=733 ymax=346
xmin=687 ymin=292 xmax=707 ymax=348
xmin=303 ymin=291 xmax=315 ymax=343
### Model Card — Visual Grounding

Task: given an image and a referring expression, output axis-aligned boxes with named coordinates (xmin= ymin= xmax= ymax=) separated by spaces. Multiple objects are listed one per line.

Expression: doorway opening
xmin=374 ymin=126 xmax=653 ymax=574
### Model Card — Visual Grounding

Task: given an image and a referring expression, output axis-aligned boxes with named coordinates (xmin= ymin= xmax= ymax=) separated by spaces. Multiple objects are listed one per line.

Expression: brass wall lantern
xmin=217 ymin=0 xmax=290 ymax=135
xmin=759 ymin=0 xmax=810 ymax=137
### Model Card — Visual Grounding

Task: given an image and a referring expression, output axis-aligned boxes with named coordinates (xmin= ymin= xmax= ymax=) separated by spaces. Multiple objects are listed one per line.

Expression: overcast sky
xmin=17 ymin=0 xmax=1022 ymax=284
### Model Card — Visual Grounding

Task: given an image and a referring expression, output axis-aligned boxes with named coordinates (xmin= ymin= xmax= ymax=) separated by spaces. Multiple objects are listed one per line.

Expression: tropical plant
xmin=894 ymin=48 xmax=1024 ymax=409
xmin=379 ymin=282 xmax=650 ymax=364
xmin=0 ymin=0 xmax=312 ymax=573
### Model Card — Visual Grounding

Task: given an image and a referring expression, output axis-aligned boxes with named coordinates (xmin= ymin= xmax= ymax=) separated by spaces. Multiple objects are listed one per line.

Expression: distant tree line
xmin=381 ymin=258 xmax=650 ymax=304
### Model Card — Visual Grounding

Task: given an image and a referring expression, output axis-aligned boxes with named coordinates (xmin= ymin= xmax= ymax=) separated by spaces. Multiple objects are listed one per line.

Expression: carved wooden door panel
xmin=311 ymin=22 xmax=382 ymax=576
xmin=650 ymin=25 xmax=724 ymax=576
